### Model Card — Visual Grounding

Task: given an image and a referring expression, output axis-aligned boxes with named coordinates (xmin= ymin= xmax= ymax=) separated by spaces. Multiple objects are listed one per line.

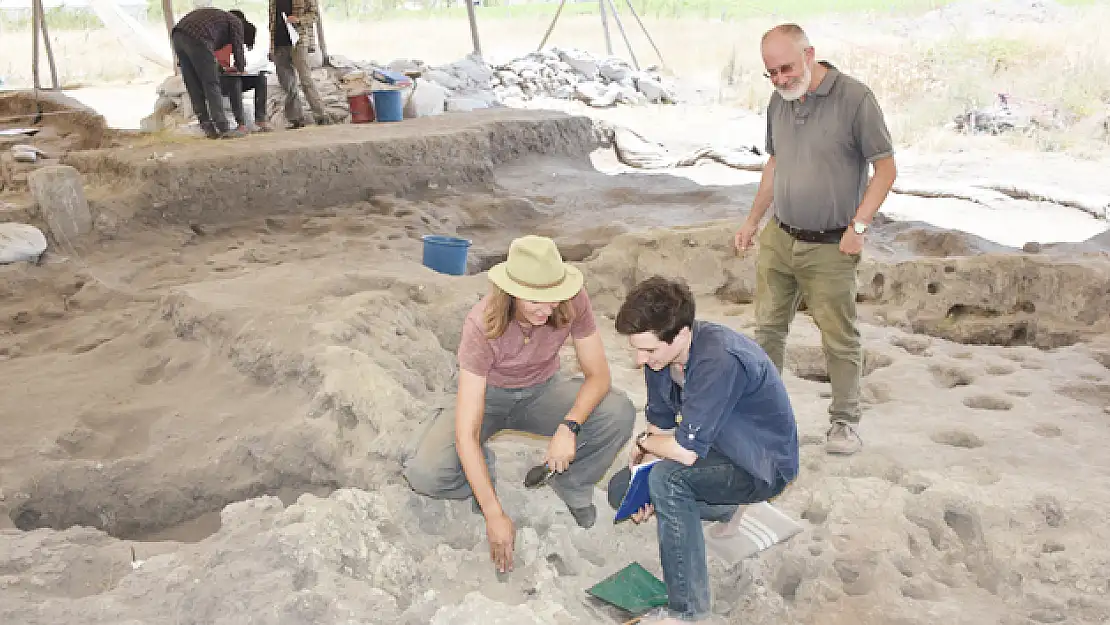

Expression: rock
xmin=425 ymin=69 xmax=461 ymax=91
xmin=27 ymin=164 xmax=92 ymax=242
xmin=0 ymin=222 xmax=47 ymax=264
xmin=449 ymin=54 xmax=494 ymax=85
xmin=599 ymin=58 xmax=633 ymax=82
xmin=10 ymin=144 xmax=39 ymax=163
xmin=497 ymin=70 xmax=522 ymax=86
xmin=147 ymin=46 xmax=669 ymax=128
xmin=559 ymin=49 xmax=599 ymax=77
xmin=156 ymin=74 xmax=186 ymax=98
xmin=430 ymin=592 xmax=568 ymax=625
xmin=635 ymin=74 xmax=672 ymax=103
xmin=446 ymin=98 xmax=489 ymax=113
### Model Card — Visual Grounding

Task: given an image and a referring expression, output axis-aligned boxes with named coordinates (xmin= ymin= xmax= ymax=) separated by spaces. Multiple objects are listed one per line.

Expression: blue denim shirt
xmin=644 ymin=320 xmax=799 ymax=489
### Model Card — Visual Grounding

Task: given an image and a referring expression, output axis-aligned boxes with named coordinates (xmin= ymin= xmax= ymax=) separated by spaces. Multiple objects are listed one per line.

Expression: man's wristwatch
xmin=561 ymin=420 xmax=582 ymax=436
xmin=635 ymin=430 xmax=651 ymax=453
xmin=851 ymin=220 xmax=870 ymax=235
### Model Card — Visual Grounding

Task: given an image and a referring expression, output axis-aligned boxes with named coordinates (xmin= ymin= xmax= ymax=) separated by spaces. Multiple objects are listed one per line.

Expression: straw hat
xmin=488 ymin=235 xmax=584 ymax=303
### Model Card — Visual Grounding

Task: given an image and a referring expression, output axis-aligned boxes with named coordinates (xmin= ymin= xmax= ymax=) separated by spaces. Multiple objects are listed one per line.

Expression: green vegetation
xmin=311 ymin=0 xmax=958 ymax=22
xmin=2 ymin=0 xmax=960 ymax=30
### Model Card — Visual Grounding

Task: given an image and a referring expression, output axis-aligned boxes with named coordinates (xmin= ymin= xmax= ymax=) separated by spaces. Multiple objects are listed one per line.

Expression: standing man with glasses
xmin=733 ymin=23 xmax=898 ymax=456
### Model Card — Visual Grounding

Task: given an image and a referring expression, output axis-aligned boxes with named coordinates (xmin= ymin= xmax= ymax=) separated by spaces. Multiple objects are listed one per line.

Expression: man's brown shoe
xmin=825 ymin=420 xmax=863 ymax=455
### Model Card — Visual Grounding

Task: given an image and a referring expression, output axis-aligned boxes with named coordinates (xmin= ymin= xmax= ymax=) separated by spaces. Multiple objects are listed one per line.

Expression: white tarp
xmin=87 ymin=0 xmax=174 ymax=70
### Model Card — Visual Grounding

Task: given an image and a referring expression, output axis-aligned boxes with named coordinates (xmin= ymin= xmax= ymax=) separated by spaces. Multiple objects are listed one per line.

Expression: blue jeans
xmin=648 ymin=449 xmax=785 ymax=621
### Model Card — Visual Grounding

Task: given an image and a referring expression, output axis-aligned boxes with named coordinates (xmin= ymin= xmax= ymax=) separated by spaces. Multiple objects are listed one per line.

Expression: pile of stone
xmin=488 ymin=47 xmax=676 ymax=107
xmin=144 ymin=66 xmax=356 ymax=132
xmin=143 ymin=47 xmax=676 ymax=131
xmin=949 ymin=92 xmax=1069 ymax=136
xmin=331 ymin=53 xmax=502 ymax=114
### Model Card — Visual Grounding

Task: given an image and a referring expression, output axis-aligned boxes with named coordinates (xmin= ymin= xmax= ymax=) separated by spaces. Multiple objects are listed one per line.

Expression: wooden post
xmin=598 ymin=0 xmax=613 ymax=56
xmin=537 ymin=0 xmax=567 ymax=51
xmin=623 ymin=0 xmax=665 ymax=67
xmin=31 ymin=0 xmax=41 ymax=89
xmin=315 ymin=12 xmax=330 ymax=66
xmin=465 ymin=0 xmax=481 ymax=58
xmin=603 ymin=0 xmax=638 ymax=70
xmin=34 ymin=0 xmax=60 ymax=89
xmin=162 ymin=0 xmax=178 ymax=74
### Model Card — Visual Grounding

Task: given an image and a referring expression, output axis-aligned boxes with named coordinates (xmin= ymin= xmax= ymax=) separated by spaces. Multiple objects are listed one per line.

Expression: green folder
xmin=586 ymin=562 xmax=669 ymax=614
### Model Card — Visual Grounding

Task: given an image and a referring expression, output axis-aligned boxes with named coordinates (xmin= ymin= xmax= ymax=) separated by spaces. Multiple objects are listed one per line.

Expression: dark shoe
xmin=569 ymin=504 xmax=597 ymax=529
xmin=314 ymin=115 xmax=333 ymax=126
xmin=286 ymin=119 xmax=306 ymax=130
xmin=200 ymin=122 xmax=220 ymax=139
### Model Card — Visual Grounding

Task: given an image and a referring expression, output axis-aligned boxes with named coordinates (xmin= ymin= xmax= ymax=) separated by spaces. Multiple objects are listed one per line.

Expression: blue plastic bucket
xmin=372 ymin=89 xmax=404 ymax=122
xmin=422 ymin=235 xmax=471 ymax=276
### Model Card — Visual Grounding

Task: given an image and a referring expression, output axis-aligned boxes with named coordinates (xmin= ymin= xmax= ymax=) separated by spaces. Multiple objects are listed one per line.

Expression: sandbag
xmin=0 ymin=222 xmax=48 ymax=264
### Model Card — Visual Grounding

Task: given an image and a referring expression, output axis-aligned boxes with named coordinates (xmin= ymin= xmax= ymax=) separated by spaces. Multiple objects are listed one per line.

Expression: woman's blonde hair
xmin=483 ymin=282 xmax=577 ymax=339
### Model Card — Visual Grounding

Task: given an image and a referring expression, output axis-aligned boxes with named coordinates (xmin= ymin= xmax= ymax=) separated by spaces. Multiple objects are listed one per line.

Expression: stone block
xmin=27 ymin=164 xmax=92 ymax=243
xmin=445 ymin=98 xmax=488 ymax=113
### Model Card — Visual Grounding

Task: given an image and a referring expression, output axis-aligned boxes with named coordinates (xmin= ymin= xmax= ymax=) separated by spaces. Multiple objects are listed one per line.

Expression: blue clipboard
xmin=613 ymin=459 xmax=662 ymax=522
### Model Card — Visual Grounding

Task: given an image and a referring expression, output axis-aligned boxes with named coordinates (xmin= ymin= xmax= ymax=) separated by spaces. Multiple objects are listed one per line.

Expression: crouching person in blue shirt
xmin=613 ymin=276 xmax=800 ymax=624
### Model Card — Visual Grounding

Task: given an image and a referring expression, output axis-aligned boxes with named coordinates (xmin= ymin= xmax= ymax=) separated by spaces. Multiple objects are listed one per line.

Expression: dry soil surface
xmin=2 ymin=110 xmax=1110 ymax=625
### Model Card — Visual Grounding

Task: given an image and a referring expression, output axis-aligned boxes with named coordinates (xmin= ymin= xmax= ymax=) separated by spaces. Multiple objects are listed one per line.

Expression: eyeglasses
xmin=762 ymin=62 xmax=797 ymax=79
xmin=762 ymin=47 xmax=812 ymax=79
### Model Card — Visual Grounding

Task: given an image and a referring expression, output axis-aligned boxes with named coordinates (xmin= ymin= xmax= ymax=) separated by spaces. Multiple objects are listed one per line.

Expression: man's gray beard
xmin=776 ymin=63 xmax=812 ymax=101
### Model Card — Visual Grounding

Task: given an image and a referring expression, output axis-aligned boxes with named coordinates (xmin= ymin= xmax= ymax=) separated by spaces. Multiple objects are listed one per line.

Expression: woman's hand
xmin=544 ymin=424 xmax=578 ymax=473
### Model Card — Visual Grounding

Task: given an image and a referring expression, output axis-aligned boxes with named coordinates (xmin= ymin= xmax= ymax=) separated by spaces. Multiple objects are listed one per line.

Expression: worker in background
xmin=215 ymin=10 xmax=273 ymax=134
xmin=170 ymin=7 xmax=249 ymax=139
xmin=268 ymin=0 xmax=332 ymax=128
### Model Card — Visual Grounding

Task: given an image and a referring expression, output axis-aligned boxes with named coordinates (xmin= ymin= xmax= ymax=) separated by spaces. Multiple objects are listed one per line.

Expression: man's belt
xmin=777 ymin=218 xmax=846 ymax=244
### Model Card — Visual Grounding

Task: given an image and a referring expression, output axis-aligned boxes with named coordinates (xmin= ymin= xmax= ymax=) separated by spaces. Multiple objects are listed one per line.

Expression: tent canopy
xmin=24 ymin=0 xmax=483 ymax=89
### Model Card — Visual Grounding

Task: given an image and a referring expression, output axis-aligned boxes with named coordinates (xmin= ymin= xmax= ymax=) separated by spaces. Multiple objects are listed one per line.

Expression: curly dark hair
xmin=229 ymin=9 xmax=256 ymax=49
xmin=614 ymin=275 xmax=696 ymax=343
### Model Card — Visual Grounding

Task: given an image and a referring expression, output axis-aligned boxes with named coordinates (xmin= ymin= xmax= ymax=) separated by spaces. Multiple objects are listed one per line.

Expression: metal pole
xmin=598 ymin=0 xmax=613 ymax=56
xmin=465 ymin=0 xmax=482 ymax=58
xmin=603 ymin=0 xmax=638 ymax=70
xmin=623 ymin=0 xmax=665 ymax=67
xmin=537 ymin=0 xmax=567 ymax=51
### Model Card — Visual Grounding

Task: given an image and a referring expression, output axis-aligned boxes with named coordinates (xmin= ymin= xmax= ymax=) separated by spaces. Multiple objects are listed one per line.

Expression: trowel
xmin=523 ymin=441 xmax=587 ymax=488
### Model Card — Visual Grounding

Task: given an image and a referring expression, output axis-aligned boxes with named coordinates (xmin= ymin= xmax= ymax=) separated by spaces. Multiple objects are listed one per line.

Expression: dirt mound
xmin=3 ymin=214 xmax=1110 ymax=624
xmin=1 ymin=90 xmax=113 ymax=195
xmin=59 ymin=108 xmax=604 ymax=228
xmin=578 ymin=221 xmax=1110 ymax=349
xmin=2 ymin=127 xmax=1110 ymax=624
xmin=0 ymin=91 xmax=109 ymax=151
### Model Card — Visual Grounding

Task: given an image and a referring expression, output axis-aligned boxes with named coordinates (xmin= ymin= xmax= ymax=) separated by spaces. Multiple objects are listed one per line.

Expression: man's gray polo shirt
xmin=765 ymin=62 xmax=894 ymax=232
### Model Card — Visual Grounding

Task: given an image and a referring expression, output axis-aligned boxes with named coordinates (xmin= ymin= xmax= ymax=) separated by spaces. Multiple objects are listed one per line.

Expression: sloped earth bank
xmin=3 ymin=157 xmax=1110 ymax=624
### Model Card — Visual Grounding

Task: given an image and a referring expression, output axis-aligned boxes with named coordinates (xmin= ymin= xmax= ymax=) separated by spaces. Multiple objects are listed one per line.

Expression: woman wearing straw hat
xmin=403 ymin=235 xmax=636 ymax=574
